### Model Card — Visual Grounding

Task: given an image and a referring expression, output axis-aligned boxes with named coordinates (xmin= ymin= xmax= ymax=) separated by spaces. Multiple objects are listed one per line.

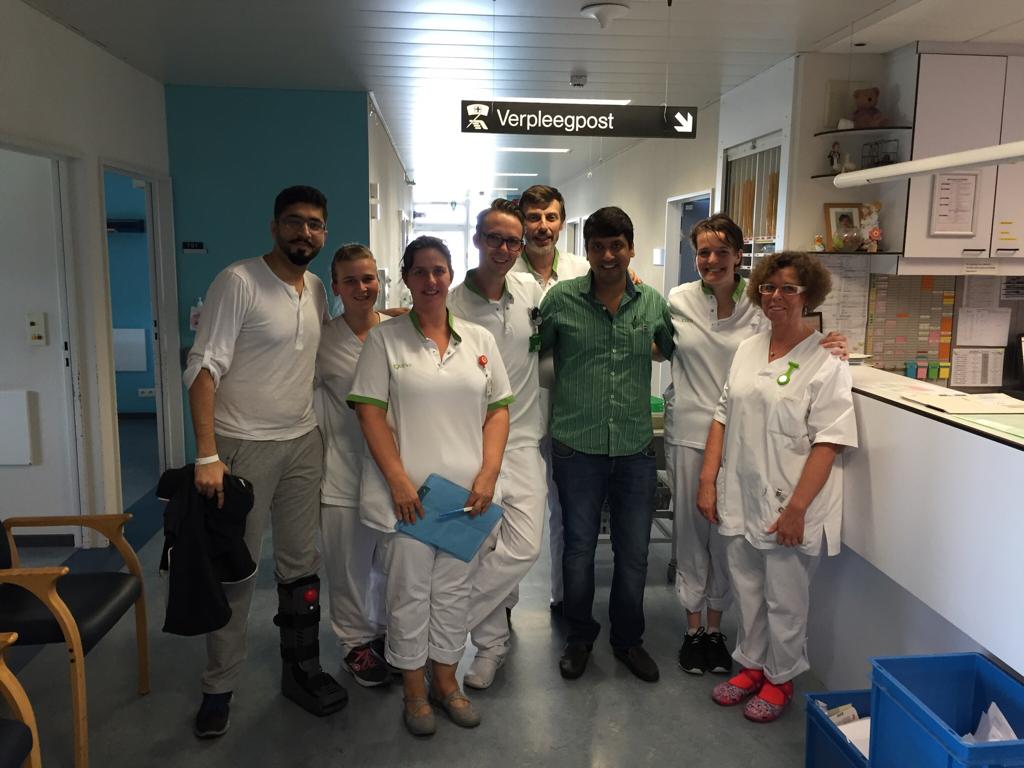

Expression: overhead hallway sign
xmin=461 ymin=101 xmax=698 ymax=139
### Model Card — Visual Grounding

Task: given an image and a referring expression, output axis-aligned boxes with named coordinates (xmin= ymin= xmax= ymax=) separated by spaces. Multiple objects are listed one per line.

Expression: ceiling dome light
xmin=580 ymin=3 xmax=629 ymax=29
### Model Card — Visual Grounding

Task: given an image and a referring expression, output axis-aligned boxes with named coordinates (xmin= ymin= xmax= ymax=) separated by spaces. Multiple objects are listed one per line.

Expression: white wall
xmin=556 ymin=101 xmax=721 ymax=286
xmin=367 ymin=100 xmax=414 ymax=308
xmin=0 ymin=0 xmax=169 ymax=518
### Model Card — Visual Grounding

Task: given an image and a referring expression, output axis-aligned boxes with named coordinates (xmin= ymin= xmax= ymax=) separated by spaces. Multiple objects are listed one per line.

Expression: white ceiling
xmin=22 ymin=0 xmax=1024 ymax=200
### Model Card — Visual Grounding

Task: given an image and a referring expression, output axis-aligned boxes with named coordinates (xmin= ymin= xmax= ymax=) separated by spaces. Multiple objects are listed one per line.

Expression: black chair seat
xmin=0 ymin=572 xmax=141 ymax=653
xmin=0 ymin=719 xmax=31 ymax=768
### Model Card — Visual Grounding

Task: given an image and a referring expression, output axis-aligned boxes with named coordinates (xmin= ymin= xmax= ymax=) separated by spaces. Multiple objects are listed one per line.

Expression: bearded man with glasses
xmin=183 ymin=185 xmax=347 ymax=739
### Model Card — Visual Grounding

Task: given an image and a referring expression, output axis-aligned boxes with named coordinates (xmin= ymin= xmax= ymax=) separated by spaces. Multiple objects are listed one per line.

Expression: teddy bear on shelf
xmin=859 ymin=201 xmax=883 ymax=252
xmin=851 ymin=87 xmax=888 ymax=129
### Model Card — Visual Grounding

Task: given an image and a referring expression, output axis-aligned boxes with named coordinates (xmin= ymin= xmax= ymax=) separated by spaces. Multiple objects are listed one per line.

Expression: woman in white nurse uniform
xmin=349 ymin=236 xmax=513 ymax=736
xmin=698 ymin=251 xmax=857 ymax=723
xmin=665 ymin=215 xmax=847 ymax=677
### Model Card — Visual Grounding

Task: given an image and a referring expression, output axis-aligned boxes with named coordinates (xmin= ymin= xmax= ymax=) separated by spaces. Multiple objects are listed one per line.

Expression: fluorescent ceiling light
xmin=497 ymin=147 xmax=571 ymax=154
xmin=834 ymin=140 xmax=1024 ymax=188
xmin=494 ymin=96 xmax=631 ymax=106
xmin=495 ymin=172 xmax=539 ymax=177
xmin=493 ymin=187 xmax=520 ymax=192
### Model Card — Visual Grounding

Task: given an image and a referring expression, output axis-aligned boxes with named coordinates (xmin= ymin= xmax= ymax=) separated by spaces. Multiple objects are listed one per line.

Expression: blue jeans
xmin=551 ymin=440 xmax=656 ymax=649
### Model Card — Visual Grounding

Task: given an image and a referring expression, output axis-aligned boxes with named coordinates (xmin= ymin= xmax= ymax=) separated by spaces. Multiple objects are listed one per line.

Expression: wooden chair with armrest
xmin=0 ymin=632 xmax=40 ymax=768
xmin=0 ymin=514 xmax=149 ymax=768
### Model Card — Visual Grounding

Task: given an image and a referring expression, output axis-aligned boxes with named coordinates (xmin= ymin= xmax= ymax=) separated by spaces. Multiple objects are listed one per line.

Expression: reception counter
xmin=807 ymin=366 xmax=1024 ymax=689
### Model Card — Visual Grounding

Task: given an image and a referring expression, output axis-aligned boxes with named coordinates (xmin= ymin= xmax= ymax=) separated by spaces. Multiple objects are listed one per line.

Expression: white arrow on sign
xmin=674 ymin=111 xmax=693 ymax=133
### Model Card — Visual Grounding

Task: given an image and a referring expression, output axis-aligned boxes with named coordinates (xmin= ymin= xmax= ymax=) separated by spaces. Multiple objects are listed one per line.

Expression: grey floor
xmin=16 ymin=523 xmax=821 ymax=767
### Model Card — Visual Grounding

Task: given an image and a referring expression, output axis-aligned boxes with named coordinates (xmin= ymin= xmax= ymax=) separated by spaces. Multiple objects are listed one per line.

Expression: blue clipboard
xmin=394 ymin=474 xmax=503 ymax=562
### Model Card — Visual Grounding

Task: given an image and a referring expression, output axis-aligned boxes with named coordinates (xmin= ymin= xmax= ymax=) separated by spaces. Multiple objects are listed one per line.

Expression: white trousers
xmin=467 ymin=446 xmax=546 ymax=658
xmin=320 ymin=503 xmax=388 ymax=655
xmin=384 ymin=533 xmax=474 ymax=670
xmin=541 ymin=436 xmax=564 ymax=603
xmin=665 ymin=443 xmax=732 ymax=615
xmin=726 ymin=535 xmax=818 ymax=684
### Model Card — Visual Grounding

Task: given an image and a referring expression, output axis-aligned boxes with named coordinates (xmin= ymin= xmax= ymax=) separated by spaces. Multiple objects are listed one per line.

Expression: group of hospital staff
xmin=185 ymin=183 xmax=857 ymax=739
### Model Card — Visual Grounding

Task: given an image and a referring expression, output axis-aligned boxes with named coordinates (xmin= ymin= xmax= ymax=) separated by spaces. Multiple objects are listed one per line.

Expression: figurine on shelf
xmin=813 ymin=234 xmax=826 ymax=252
xmin=827 ymin=142 xmax=842 ymax=173
xmin=841 ymin=153 xmax=857 ymax=172
xmin=859 ymin=201 xmax=883 ymax=253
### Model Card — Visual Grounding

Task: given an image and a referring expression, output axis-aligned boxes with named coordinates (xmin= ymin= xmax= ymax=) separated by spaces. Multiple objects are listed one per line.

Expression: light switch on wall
xmin=26 ymin=312 xmax=47 ymax=345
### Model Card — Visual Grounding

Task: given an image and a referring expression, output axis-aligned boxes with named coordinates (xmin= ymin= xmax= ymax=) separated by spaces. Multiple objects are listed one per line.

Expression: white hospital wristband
xmin=195 ymin=454 xmax=221 ymax=466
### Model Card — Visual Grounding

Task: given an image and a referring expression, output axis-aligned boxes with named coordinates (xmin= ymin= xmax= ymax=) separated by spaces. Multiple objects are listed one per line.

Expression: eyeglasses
xmin=482 ymin=232 xmax=525 ymax=253
xmin=278 ymin=215 xmax=327 ymax=234
xmin=758 ymin=283 xmax=807 ymax=296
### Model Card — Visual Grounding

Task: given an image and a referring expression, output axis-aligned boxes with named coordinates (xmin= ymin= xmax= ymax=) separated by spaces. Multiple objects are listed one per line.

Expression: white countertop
xmin=851 ymin=366 xmax=1024 ymax=449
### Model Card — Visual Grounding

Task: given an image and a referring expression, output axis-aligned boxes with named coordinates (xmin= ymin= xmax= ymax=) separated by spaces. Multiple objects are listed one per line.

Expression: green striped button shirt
xmin=539 ymin=272 xmax=675 ymax=456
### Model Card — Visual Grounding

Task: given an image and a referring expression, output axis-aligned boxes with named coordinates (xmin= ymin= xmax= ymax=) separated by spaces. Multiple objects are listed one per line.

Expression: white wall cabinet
xmin=904 ymin=54 xmax=1006 ymax=261
xmin=992 ymin=56 xmax=1024 ymax=259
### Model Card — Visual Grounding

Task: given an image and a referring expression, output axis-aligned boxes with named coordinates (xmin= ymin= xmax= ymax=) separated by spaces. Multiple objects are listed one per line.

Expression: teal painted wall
xmin=104 ymin=171 xmax=155 ymax=414
xmin=165 ymin=85 xmax=369 ymax=457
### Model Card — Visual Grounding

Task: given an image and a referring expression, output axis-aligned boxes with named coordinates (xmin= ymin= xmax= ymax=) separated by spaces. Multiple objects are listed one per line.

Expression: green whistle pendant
xmin=777 ymin=361 xmax=799 ymax=386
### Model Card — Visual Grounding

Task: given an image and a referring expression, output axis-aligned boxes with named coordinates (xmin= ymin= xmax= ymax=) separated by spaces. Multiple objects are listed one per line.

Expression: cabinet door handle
xmin=960 ymin=249 xmax=987 ymax=257
xmin=994 ymin=248 xmax=1020 ymax=256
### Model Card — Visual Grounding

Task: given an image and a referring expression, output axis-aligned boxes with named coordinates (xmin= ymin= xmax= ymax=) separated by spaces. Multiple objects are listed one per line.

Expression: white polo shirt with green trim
xmin=448 ymin=271 xmax=544 ymax=450
xmin=347 ymin=311 xmax=514 ymax=533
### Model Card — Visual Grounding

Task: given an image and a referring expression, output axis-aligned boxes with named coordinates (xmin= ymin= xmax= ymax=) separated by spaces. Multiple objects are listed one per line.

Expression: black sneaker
xmin=613 ymin=645 xmax=660 ymax=683
xmin=678 ymin=628 xmax=708 ymax=675
xmin=705 ymin=631 xmax=734 ymax=674
xmin=194 ymin=691 xmax=232 ymax=739
xmin=344 ymin=643 xmax=391 ymax=687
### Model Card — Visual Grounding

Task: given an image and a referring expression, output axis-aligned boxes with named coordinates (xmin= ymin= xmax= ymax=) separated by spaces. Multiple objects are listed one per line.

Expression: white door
xmin=0 ymin=146 xmax=80 ymax=525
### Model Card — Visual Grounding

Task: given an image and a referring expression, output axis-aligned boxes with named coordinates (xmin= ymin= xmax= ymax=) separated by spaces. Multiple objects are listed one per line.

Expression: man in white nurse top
xmin=184 ymin=186 xmax=346 ymax=739
xmin=511 ymin=185 xmax=589 ymax=613
xmin=448 ymin=199 xmax=546 ymax=689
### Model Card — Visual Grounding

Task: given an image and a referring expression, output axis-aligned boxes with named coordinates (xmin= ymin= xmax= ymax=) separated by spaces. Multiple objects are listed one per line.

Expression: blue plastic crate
xmin=871 ymin=653 xmax=1024 ymax=768
xmin=805 ymin=690 xmax=871 ymax=768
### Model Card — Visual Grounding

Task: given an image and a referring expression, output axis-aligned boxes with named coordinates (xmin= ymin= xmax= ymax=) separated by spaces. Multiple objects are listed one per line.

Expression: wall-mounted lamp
xmin=833 ymin=140 xmax=1024 ymax=188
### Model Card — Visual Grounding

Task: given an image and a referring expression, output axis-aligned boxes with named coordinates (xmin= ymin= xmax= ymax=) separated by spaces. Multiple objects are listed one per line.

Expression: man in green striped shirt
xmin=539 ymin=206 xmax=675 ymax=684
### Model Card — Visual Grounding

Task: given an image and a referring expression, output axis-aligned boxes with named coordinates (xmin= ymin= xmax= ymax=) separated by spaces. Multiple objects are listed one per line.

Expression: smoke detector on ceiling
xmin=570 ymin=72 xmax=587 ymax=88
xmin=580 ymin=3 xmax=630 ymax=29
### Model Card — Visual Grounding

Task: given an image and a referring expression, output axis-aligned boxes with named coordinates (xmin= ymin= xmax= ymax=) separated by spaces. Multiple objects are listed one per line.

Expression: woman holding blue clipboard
xmin=349 ymin=236 xmax=513 ymax=737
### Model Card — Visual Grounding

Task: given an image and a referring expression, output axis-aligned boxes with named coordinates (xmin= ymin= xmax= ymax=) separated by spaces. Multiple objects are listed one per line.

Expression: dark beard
xmin=286 ymin=249 xmax=317 ymax=267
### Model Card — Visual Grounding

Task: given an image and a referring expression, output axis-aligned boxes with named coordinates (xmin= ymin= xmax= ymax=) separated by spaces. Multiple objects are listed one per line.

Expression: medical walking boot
xmin=274 ymin=575 xmax=348 ymax=716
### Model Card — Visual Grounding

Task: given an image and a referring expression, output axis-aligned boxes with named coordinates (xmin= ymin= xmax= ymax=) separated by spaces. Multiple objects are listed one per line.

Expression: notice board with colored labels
xmin=865 ymin=275 xmax=956 ymax=381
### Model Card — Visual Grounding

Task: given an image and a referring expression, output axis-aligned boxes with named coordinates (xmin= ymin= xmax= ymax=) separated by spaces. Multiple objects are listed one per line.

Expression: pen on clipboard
xmin=437 ymin=506 xmax=474 ymax=521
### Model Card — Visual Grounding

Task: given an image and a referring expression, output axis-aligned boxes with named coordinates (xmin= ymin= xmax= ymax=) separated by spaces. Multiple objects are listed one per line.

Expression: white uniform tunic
xmin=447 ymin=272 xmax=544 ymax=449
xmin=315 ymin=313 xmax=390 ymax=505
xmin=314 ymin=313 xmax=390 ymax=654
xmin=713 ymin=330 xmax=858 ymax=557
xmin=184 ymin=256 xmax=328 ymax=441
xmin=664 ymin=278 xmax=766 ymax=448
xmin=348 ymin=312 xmax=514 ymax=534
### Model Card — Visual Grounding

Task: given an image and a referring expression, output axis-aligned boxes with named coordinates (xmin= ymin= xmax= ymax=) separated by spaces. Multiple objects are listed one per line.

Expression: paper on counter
xmin=956 ymin=307 xmax=1012 ymax=347
xmin=903 ymin=390 xmax=1024 ymax=414
xmin=838 ymin=716 xmax=872 ymax=759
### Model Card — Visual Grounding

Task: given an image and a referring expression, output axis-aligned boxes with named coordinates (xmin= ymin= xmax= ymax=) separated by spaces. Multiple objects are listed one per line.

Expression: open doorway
xmin=102 ymin=169 xmax=168 ymax=543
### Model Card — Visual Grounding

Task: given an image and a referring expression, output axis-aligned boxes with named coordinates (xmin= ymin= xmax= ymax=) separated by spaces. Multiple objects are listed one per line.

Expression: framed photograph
xmin=801 ymin=311 xmax=824 ymax=333
xmin=824 ymin=203 xmax=861 ymax=251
